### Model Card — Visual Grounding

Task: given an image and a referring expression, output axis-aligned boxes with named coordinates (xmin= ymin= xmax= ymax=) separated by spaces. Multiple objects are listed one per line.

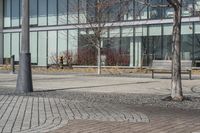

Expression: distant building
xmin=0 ymin=0 xmax=200 ymax=67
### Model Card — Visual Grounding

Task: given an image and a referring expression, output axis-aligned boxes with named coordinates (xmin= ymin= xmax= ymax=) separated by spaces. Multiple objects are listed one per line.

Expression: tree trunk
xmin=16 ymin=0 xmax=33 ymax=93
xmin=171 ymin=0 xmax=183 ymax=101
xmin=97 ymin=46 xmax=101 ymax=75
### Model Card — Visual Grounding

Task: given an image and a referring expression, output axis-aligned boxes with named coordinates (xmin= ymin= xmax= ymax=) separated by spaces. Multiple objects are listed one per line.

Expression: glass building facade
xmin=1 ymin=0 xmax=200 ymax=67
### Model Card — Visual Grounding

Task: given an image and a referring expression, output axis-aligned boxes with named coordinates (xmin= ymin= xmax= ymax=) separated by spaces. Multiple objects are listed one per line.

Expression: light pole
xmin=16 ymin=0 xmax=33 ymax=93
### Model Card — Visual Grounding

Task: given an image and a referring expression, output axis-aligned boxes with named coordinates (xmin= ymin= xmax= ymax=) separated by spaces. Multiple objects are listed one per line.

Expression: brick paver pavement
xmin=51 ymin=106 xmax=200 ymax=133
xmin=0 ymin=95 xmax=148 ymax=133
xmin=0 ymin=73 xmax=200 ymax=132
xmin=0 ymin=94 xmax=200 ymax=133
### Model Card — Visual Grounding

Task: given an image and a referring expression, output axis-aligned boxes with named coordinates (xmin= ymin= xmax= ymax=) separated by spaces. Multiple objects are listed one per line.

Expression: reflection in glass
xmin=3 ymin=33 xmax=11 ymax=58
xmin=86 ymin=0 xmax=97 ymax=22
xmin=79 ymin=0 xmax=87 ymax=23
xmin=135 ymin=26 xmax=148 ymax=66
xmin=30 ymin=0 xmax=37 ymax=25
xmin=38 ymin=31 xmax=47 ymax=66
xmin=182 ymin=0 xmax=193 ymax=16
xmin=38 ymin=0 xmax=47 ymax=26
xmin=135 ymin=1 xmax=148 ymax=19
xmin=4 ymin=0 xmax=11 ymax=27
xmin=149 ymin=25 xmax=162 ymax=60
xmin=68 ymin=0 xmax=78 ymax=24
xmin=48 ymin=31 xmax=57 ymax=65
xmin=163 ymin=24 xmax=173 ymax=60
xmin=11 ymin=0 xmax=20 ymax=27
xmin=58 ymin=0 xmax=68 ymax=25
xmin=11 ymin=33 xmax=20 ymax=61
xmin=108 ymin=0 xmax=121 ymax=21
xmin=48 ymin=0 xmax=57 ymax=25
xmin=194 ymin=0 xmax=200 ymax=15
xmin=194 ymin=23 xmax=200 ymax=64
xmin=58 ymin=30 xmax=68 ymax=56
xmin=68 ymin=30 xmax=78 ymax=63
xmin=181 ymin=24 xmax=193 ymax=60
xmin=121 ymin=27 xmax=132 ymax=66
xmin=30 ymin=32 xmax=38 ymax=64
xmin=149 ymin=0 xmax=162 ymax=19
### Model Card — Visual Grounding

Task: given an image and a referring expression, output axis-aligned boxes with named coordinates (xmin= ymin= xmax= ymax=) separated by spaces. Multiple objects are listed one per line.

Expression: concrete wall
xmin=0 ymin=0 xmax=3 ymax=64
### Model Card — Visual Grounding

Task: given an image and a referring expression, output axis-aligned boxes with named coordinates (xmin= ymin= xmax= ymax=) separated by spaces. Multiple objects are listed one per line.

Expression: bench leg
xmin=152 ymin=70 xmax=154 ymax=79
xmin=189 ymin=71 xmax=192 ymax=80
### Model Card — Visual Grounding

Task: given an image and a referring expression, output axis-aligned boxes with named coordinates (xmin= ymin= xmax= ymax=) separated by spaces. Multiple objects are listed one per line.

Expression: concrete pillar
xmin=129 ymin=38 xmax=134 ymax=67
xmin=0 ymin=0 xmax=3 ymax=64
xmin=135 ymin=37 xmax=142 ymax=67
xmin=16 ymin=0 xmax=33 ymax=93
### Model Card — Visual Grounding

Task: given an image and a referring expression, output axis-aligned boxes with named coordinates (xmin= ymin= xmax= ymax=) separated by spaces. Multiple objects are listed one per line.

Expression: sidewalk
xmin=0 ymin=73 xmax=200 ymax=108
xmin=0 ymin=72 xmax=200 ymax=132
xmin=0 ymin=72 xmax=200 ymax=95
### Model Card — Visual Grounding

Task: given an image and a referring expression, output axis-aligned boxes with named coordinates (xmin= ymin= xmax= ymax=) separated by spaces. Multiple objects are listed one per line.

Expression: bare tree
xmin=80 ymin=0 xmax=132 ymax=75
xmin=59 ymin=0 xmax=132 ymax=75
xmin=139 ymin=0 xmax=184 ymax=101
xmin=89 ymin=0 xmax=185 ymax=100
xmin=59 ymin=0 xmax=186 ymax=100
xmin=168 ymin=0 xmax=183 ymax=101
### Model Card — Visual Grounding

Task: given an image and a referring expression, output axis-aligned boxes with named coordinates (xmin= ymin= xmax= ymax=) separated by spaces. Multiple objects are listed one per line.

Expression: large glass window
xmin=30 ymin=32 xmax=38 ymax=64
xmin=194 ymin=0 xmax=200 ymax=15
xmin=135 ymin=26 xmax=148 ymax=66
xmin=79 ymin=0 xmax=87 ymax=23
xmin=38 ymin=0 xmax=47 ymax=26
xmin=101 ymin=28 xmax=109 ymax=50
xmin=194 ymin=23 xmax=200 ymax=62
xmin=149 ymin=0 xmax=163 ymax=19
xmin=48 ymin=31 xmax=57 ymax=65
xmin=149 ymin=25 xmax=162 ymax=60
xmin=121 ymin=27 xmax=132 ymax=66
xmin=78 ymin=29 xmax=97 ymax=65
xmin=121 ymin=28 xmax=132 ymax=54
xmin=109 ymin=28 xmax=120 ymax=51
xmin=105 ymin=28 xmax=120 ymax=66
xmin=11 ymin=33 xmax=20 ymax=61
xmin=163 ymin=24 xmax=173 ymax=60
xmin=48 ymin=0 xmax=57 ymax=25
xmin=4 ymin=0 xmax=11 ymax=27
xmin=135 ymin=1 xmax=148 ymax=19
xmin=68 ymin=0 xmax=78 ymax=24
xmin=58 ymin=30 xmax=68 ymax=56
xmin=86 ymin=0 xmax=96 ymax=22
xmin=182 ymin=0 xmax=193 ymax=16
xmin=38 ymin=31 xmax=47 ymax=66
xmin=68 ymin=30 xmax=78 ymax=63
xmin=30 ymin=0 xmax=37 ymax=25
xmin=163 ymin=0 xmax=173 ymax=18
xmin=19 ymin=0 xmax=22 ymax=25
xmin=58 ymin=0 xmax=68 ymax=25
xmin=11 ymin=0 xmax=20 ymax=27
xmin=108 ymin=0 xmax=121 ymax=21
xmin=3 ymin=33 xmax=11 ymax=58
xmin=164 ymin=8 xmax=174 ymax=18
xmin=121 ymin=0 xmax=134 ymax=21
xmin=181 ymin=24 xmax=193 ymax=60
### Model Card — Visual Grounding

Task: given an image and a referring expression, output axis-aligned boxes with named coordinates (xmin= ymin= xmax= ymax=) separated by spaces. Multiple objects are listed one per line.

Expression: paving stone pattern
xmin=51 ymin=107 xmax=200 ymax=133
xmin=0 ymin=95 xmax=148 ymax=133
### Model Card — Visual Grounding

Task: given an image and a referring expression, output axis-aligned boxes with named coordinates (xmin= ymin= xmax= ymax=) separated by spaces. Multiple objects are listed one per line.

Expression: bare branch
xmin=135 ymin=0 xmax=171 ymax=8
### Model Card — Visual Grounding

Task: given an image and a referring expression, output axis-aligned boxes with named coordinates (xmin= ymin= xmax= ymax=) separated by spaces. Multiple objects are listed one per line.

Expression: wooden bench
xmin=150 ymin=60 xmax=192 ymax=80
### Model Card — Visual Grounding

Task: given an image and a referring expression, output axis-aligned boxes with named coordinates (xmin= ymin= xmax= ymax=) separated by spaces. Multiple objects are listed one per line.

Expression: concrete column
xmin=129 ymin=38 xmax=134 ymax=67
xmin=135 ymin=37 xmax=142 ymax=67
xmin=16 ymin=0 xmax=33 ymax=93
xmin=0 ymin=0 xmax=3 ymax=64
